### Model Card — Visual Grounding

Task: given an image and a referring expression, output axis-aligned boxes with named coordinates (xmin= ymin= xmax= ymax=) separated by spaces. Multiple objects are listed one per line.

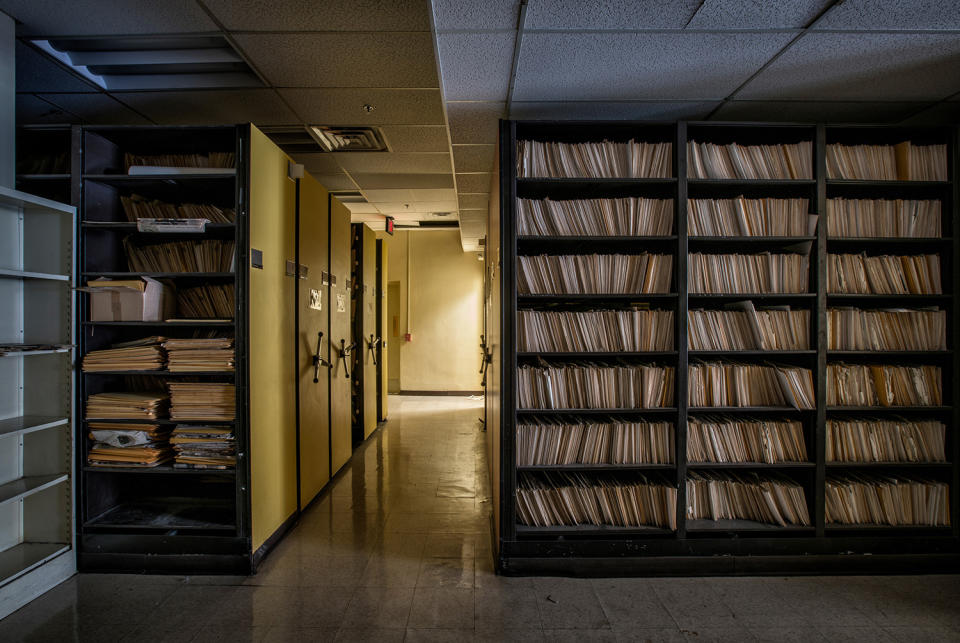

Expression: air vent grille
xmin=307 ymin=126 xmax=389 ymax=153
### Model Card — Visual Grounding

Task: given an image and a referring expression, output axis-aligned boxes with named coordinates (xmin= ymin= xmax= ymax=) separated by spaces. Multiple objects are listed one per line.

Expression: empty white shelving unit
xmin=0 ymin=185 xmax=75 ymax=619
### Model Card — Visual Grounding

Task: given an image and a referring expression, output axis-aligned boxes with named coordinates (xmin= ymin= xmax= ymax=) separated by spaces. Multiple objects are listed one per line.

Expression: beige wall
xmin=375 ymin=228 xmax=483 ymax=392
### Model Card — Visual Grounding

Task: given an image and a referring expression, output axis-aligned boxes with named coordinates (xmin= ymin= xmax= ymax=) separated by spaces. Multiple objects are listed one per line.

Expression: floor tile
xmin=416 ymin=557 xmax=475 ymax=588
xmin=532 ymin=578 xmax=610 ymax=630
xmin=342 ymin=586 xmax=414 ymax=630
xmin=408 ymin=588 xmax=475 ymax=629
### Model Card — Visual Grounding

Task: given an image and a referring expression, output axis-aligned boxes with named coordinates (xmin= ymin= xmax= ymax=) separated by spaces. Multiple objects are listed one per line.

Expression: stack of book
xmin=81 ymin=337 xmax=165 ymax=372
xmin=517 ymin=254 xmax=673 ymax=294
xmin=170 ymin=425 xmax=236 ymax=469
xmin=163 ymin=337 xmax=234 ymax=372
xmin=688 ymin=305 xmax=809 ymax=350
xmin=176 ymin=284 xmax=235 ymax=319
xmin=125 ymin=152 xmax=235 ymax=170
xmin=123 ymin=238 xmax=235 ymax=273
xmin=688 ymin=363 xmax=815 ymax=409
xmin=87 ymin=422 xmax=173 ymax=468
xmin=516 ymin=419 xmax=674 ymax=465
xmin=168 ymin=382 xmax=235 ymax=421
xmin=826 ymin=419 xmax=946 ymax=463
xmin=826 ymin=142 xmax=948 ymax=181
xmin=517 ymin=309 xmax=674 ymax=352
xmin=86 ymin=392 xmax=169 ymax=420
xmin=689 ymin=253 xmax=809 ymax=293
xmin=826 ymin=364 xmax=942 ymax=407
xmin=686 ymin=472 xmax=811 ymax=527
xmin=120 ymin=194 xmax=236 ymax=223
xmin=688 ymin=197 xmax=815 ymax=237
xmin=827 ymin=308 xmax=946 ymax=351
xmin=687 ymin=141 xmax=812 ymax=179
xmin=517 ymin=139 xmax=672 ymax=178
xmin=827 ymin=254 xmax=942 ymax=294
xmin=517 ymin=197 xmax=674 ymax=236
xmin=517 ymin=364 xmax=675 ymax=409
xmin=826 ymin=474 xmax=950 ymax=526
xmin=687 ymin=418 xmax=807 ymax=463
xmin=516 ymin=472 xmax=677 ymax=529
xmin=826 ymin=198 xmax=941 ymax=238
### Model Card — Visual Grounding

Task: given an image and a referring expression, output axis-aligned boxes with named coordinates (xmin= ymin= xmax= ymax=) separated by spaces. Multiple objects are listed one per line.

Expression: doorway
xmin=387 ymin=281 xmax=401 ymax=394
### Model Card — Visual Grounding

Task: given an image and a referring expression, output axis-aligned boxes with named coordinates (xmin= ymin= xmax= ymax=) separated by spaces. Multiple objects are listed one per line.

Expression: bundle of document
xmin=168 ymin=382 xmax=235 ymax=421
xmin=686 ymin=472 xmax=811 ymax=527
xmin=87 ymin=422 xmax=173 ymax=468
xmin=826 ymin=419 xmax=946 ymax=463
xmin=177 ymin=284 xmax=234 ymax=319
xmin=120 ymin=194 xmax=236 ymax=223
xmin=687 ymin=141 xmax=812 ymax=179
xmin=826 ymin=198 xmax=941 ymax=238
xmin=826 ymin=474 xmax=950 ymax=526
xmin=517 ymin=254 xmax=673 ymax=294
xmin=163 ymin=337 xmax=235 ymax=372
xmin=517 ymin=364 xmax=675 ymax=409
xmin=688 ymin=363 xmax=815 ymax=409
xmin=171 ymin=424 xmax=236 ymax=469
xmin=517 ymin=309 xmax=674 ymax=352
xmin=86 ymin=392 xmax=169 ymax=420
xmin=827 ymin=363 xmax=941 ymax=407
xmin=517 ymin=197 xmax=674 ymax=236
xmin=827 ymin=253 xmax=941 ymax=295
xmin=82 ymin=336 xmax=165 ymax=372
xmin=688 ymin=197 xmax=815 ymax=237
xmin=124 ymin=238 xmax=235 ymax=273
xmin=827 ymin=308 xmax=946 ymax=351
xmin=686 ymin=418 xmax=808 ymax=464
xmin=689 ymin=252 xmax=809 ymax=293
xmin=826 ymin=142 xmax=947 ymax=181
xmin=125 ymin=152 xmax=235 ymax=169
xmin=516 ymin=139 xmax=672 ymax=178
xmin=688 ymin=304 xmax=809 ymax=350
xmin=516 ymin=472 xmax=677 ymax=529
xmin=516 ymin=420 xmax=674 ymax=465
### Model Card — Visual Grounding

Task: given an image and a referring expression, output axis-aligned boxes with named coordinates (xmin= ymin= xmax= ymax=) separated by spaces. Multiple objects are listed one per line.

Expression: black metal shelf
xmin=688 ymin=350 xmax=814 ymax=357
xmin=16 ymin=173 xmax=70 ymax=180
xmin=81 ymin=320 xmax=235 ymax=327
xmin=688 ymin=294 xmax=815 ymax=305
xmin=687 ymin=462 xmax=815 ymax=470
xmin=516 ymin=524 xmax=675 ymax=536
xmin=517 ymin=351 xmax=677 ymax=359
xmin=826 ymin=179 xmax=950 ymax=188
xmin=687 ymin=406 xmax=814 ymax=414
xmin=517 ymin=407 xmax=678 ymax=416
xmin=83 ymin=466 xmax=235 ymax=475
xmin=826 ymin=406 xmax=952 ymax=413
xmin=685 ymin=519 xmax=815 ymax=533
xmin=518 ymin=293 xmax=678 ymax=305
xmin=824 ymin=523 xmax=952 ymax=532
xmin=517 ymin=464 xmax=676 ymax=472
xmin=687 ymin=179 xmax=816 ymax=187
xmin=82 ymin=370 xmax=234 ymax=376
xmin=827 ymin=237 xmax=952 ymax=245
xmin=82 ymin=272 xmax=235 ymax=279
xmin=82 ymin=222 xmax=236 ymax=232
xmin=83 ymin=172 xmax=236 ymax=181
xmin=517 ymin=177 xmax=676 ymax=185
xmin=82 ymin=419 xmax=234 ymax=426
xmin=825 ymin=461 xmax=952 ymax=468
xmin=688 ymin=236 xmax=815 ymax=244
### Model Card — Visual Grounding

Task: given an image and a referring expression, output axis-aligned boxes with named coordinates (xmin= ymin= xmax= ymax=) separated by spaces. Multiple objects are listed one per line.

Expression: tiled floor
xmin=2 ymin=395 xmax=960 ymax=642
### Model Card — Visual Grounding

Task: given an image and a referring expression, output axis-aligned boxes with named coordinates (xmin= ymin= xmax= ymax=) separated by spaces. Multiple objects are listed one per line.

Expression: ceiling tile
xmin=452 ymin=144 xmax=495 ymax=173
xmin=814 ymin=0 xmax=960 ymax=30
xmin=436 ymin=33 xmax=515 ymax=101
xmin=432 ymin=0 xmax=520 ymax=30
xmin=362 ymin=189 xmax=415 ymax=202
xmin=525 ymin=0 xmax=701 ymax=29
xmin=410 ymin=189 xmax=457 ymax=201
xmin=458 ymin=194 xmax=488 ymax=210
xmin=203 ymin=0 xmax=431 ymax=31
xmin=4 ymin=0 xmax=218 ymax=35
xmin=39 ymin=93 xmax=150 ymax=124
xmin=381 ymin=126 xmax=449 ymax=152
xmin=353 ymin=173 xmax=454 ymax=189
xmin=455 ymin=173 xmax=492 ymax=193
xmin=113 ymin=89 xmax=298 ymax=125
xmin=15 ymin=94 xmax=74 ymax=124
xmin=232 ymin=33 xmax=438 ymax=88
xmin=15 ymin=42 xmax=99 ymax=93
xmin=737 ymin=33 xmax=960 ymax=102
xmin=374 ymin=201 xmax=457 ymax=214
xmin=898 ymin=102 xmax=960 ymax=126
xmin=279 ymin=89 xmax=445 ymax=125
xmin=313 ymin=173 xmax=357 ymax=191
xmin=344 ymin=202 xmax=381 ymax=214
xmin=687 ymin=0 xmax=830 ymax=29
xmin=509 ymin=100 xmax=719 ymax=120
xmin=332 ymin=152 xmax=451 ymax=174
xmin=291 ymin=153 xmax=344 ymax=175
xmin=514 ymin=33 xmax=795 ymax=101
xmin=446 ymin=102 xmax=504 ymax=144
xmin=711 ymin=101 xmax=927 ymax=124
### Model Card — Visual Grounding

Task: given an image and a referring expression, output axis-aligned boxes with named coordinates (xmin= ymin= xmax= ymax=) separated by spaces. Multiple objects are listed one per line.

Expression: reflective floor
xmin=2 ymin=395 xmax=960 ymax=642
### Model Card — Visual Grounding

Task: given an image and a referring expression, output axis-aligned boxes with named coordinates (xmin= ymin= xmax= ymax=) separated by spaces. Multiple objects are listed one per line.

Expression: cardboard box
xmin=83 ymin=276 xmax=175 ymax=321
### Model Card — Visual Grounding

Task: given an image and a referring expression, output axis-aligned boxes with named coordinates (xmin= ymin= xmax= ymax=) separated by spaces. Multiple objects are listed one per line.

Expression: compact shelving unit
xmin=492 ymin=120 xmax=960 ymax=574
xmin=0 ymin=185 xmax=75 ymax=619
xmin=77 ymin=125 xmax=250 ymax=573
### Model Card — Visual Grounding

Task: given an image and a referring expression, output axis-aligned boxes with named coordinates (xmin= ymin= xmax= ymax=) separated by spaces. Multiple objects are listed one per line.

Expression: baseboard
xmin=252 ymin=511 xmax=298 ymax=571
xmin=398 ymin=390 xmax=484 ymax=396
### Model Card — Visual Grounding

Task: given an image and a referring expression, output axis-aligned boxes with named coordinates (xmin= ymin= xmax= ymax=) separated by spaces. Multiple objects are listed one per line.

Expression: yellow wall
xmin=375 ymin=229 xmax=483 ymax=392
xmin=249 ymin=126 xmax=298 ymax=552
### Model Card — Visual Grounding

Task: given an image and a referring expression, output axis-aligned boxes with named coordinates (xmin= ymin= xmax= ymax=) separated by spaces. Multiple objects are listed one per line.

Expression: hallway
xmin=2 ymin=395 xmax=960 ymax=642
